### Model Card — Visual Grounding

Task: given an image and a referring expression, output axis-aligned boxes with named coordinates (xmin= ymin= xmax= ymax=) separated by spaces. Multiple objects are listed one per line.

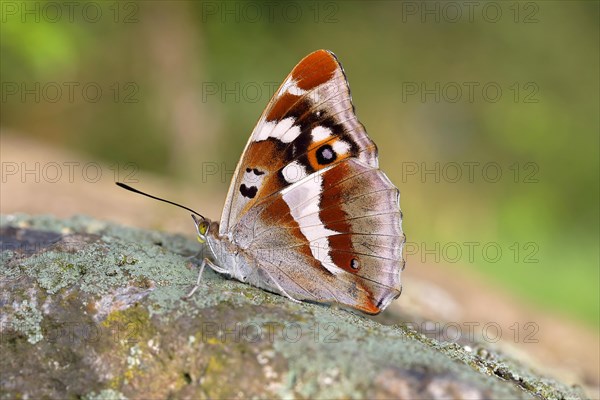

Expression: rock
xmin=0 ymin=214 xmax=587 ymax=399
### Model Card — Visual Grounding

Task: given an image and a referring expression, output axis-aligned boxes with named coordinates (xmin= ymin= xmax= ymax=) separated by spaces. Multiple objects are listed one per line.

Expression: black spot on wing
xmin=240 ymin=184 xmax=258 ymax=199
xmin=246 ymin=167 xmax=266 ymax=176
xmin=316 ymin=144 xmax=336 ymax=165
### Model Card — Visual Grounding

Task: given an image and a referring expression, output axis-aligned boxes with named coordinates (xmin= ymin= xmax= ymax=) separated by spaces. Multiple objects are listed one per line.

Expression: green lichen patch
xmin=83 ymin=389 xmax=128 ymax=400
xmin=10 ymin=299 xmax=44 ymax=344
xmin=11 ymin=233 xmax=195 ymax=297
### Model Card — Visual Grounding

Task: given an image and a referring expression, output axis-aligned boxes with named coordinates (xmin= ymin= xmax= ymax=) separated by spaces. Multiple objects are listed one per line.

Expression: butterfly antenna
xmin=115 ymin=182 xmax=206 ymax=220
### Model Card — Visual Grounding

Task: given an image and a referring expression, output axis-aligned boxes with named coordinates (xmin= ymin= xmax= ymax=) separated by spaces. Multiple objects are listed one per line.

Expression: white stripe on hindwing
xmin=281 ymin=166 xmax=345 ymax=275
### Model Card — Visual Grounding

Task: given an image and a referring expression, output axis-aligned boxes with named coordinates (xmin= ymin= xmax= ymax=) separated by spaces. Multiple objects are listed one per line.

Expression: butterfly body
xmin=193 ymin=50 xmax=406 ymax=314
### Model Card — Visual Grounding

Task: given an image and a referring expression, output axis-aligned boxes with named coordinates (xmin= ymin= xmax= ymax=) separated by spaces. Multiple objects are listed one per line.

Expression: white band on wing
xmin=253 ymin=117 xmax=302 ymax=143
xmin=281 ymin=165 xmax=345 ymax=275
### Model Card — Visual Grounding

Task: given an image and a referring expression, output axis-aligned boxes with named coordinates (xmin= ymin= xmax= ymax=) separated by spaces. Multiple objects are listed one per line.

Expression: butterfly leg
xmin=186 ymin=246 xmax=211 ymax=261
xmin=205 ymin=259 xmax=230 ymax=275
xmin=184 ymin=258 xmax=230 ymax=299
xmin=184 ymin=258 xmax=207 ymax=299
xmin=186 ymin=251 xmax=201 ymax=261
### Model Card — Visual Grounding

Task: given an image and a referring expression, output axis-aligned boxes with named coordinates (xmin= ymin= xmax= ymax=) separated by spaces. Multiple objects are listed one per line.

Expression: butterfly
xmin=118 ymin=49 xmax=405 ymax=314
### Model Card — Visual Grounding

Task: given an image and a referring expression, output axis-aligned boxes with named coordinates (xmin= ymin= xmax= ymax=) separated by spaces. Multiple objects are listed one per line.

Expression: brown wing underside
xmin=216 ymin=50 xmax=404 ymax=314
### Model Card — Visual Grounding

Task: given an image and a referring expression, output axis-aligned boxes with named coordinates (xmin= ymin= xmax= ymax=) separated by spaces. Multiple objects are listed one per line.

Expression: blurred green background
xmin=1 ymin=1 xmax=598 ymax=329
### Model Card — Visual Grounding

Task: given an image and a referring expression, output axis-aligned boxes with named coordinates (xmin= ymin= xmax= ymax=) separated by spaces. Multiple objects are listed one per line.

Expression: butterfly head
xmin=192 ymin=214 xmax=210 ymax=243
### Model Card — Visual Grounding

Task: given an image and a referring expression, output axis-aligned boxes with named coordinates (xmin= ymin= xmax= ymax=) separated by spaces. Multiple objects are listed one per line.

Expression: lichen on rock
xmin=0 ymin=214 xmax=587 ymax=399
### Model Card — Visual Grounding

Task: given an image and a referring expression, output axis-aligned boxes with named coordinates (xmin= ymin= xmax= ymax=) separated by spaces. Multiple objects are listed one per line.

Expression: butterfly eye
xmin=195 ymin=220 xmax=209 ymax=244
xmin=198 ymin=221 xmax=208 ymax=235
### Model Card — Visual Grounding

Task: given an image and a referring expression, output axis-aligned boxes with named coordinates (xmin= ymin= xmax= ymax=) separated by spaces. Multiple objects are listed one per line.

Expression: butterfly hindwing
xmin=231 ymin=159 xmax=403 ymax=314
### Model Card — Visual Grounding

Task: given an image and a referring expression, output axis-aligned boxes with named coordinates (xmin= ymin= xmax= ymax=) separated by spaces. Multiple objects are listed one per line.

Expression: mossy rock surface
xmin=0 ymin=214 xmax=586 ymax=399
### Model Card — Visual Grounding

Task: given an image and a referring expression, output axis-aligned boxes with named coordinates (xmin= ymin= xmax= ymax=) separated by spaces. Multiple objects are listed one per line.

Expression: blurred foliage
xmin=1 ymin=1 xmax=598 ymax=327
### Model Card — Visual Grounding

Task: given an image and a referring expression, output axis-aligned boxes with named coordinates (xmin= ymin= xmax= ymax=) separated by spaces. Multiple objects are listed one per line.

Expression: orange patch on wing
xmin=244 ymin=140 xmax=284 ymax=172
xmin=320 ymin=166 xmax=356 ymax=274
xmin=319 ymin=177 xmax=347 ymax=221
xmin=326 ymin=220 xmax=353 ymax=231
xmin=237 ymin=141 xmax=287 ymax=219
xmin=266 ymin=92 xmax=301 ymax=122
xmin=260 ymin=196 xmax=296 ymax=227
xmin=351 ymin=281 xmax=380 ymax=314
xmin=328 ymin=238 xmax=358 ymax=274
xmin=319 ymin=206 xmax=346 ymax=227
xmin=257 ymin=196 xmax=314 ymax=259
xmin=306 ymin=137 xmax=351 ymax=171
xmin=292 ymin=50 xmax=338 ymax=91
xmin=357 ymin=298 xmax=381 ymax=315
xmin=321 ymin=160 xmax=351 ymax=190
xmin=239 ymin=173 xmax=287 ymax=220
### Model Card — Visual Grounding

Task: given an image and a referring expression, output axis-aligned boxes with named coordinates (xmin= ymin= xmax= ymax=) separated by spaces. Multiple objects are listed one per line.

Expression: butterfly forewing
xmin=220 ymin=50 xmax=378 ymax=234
